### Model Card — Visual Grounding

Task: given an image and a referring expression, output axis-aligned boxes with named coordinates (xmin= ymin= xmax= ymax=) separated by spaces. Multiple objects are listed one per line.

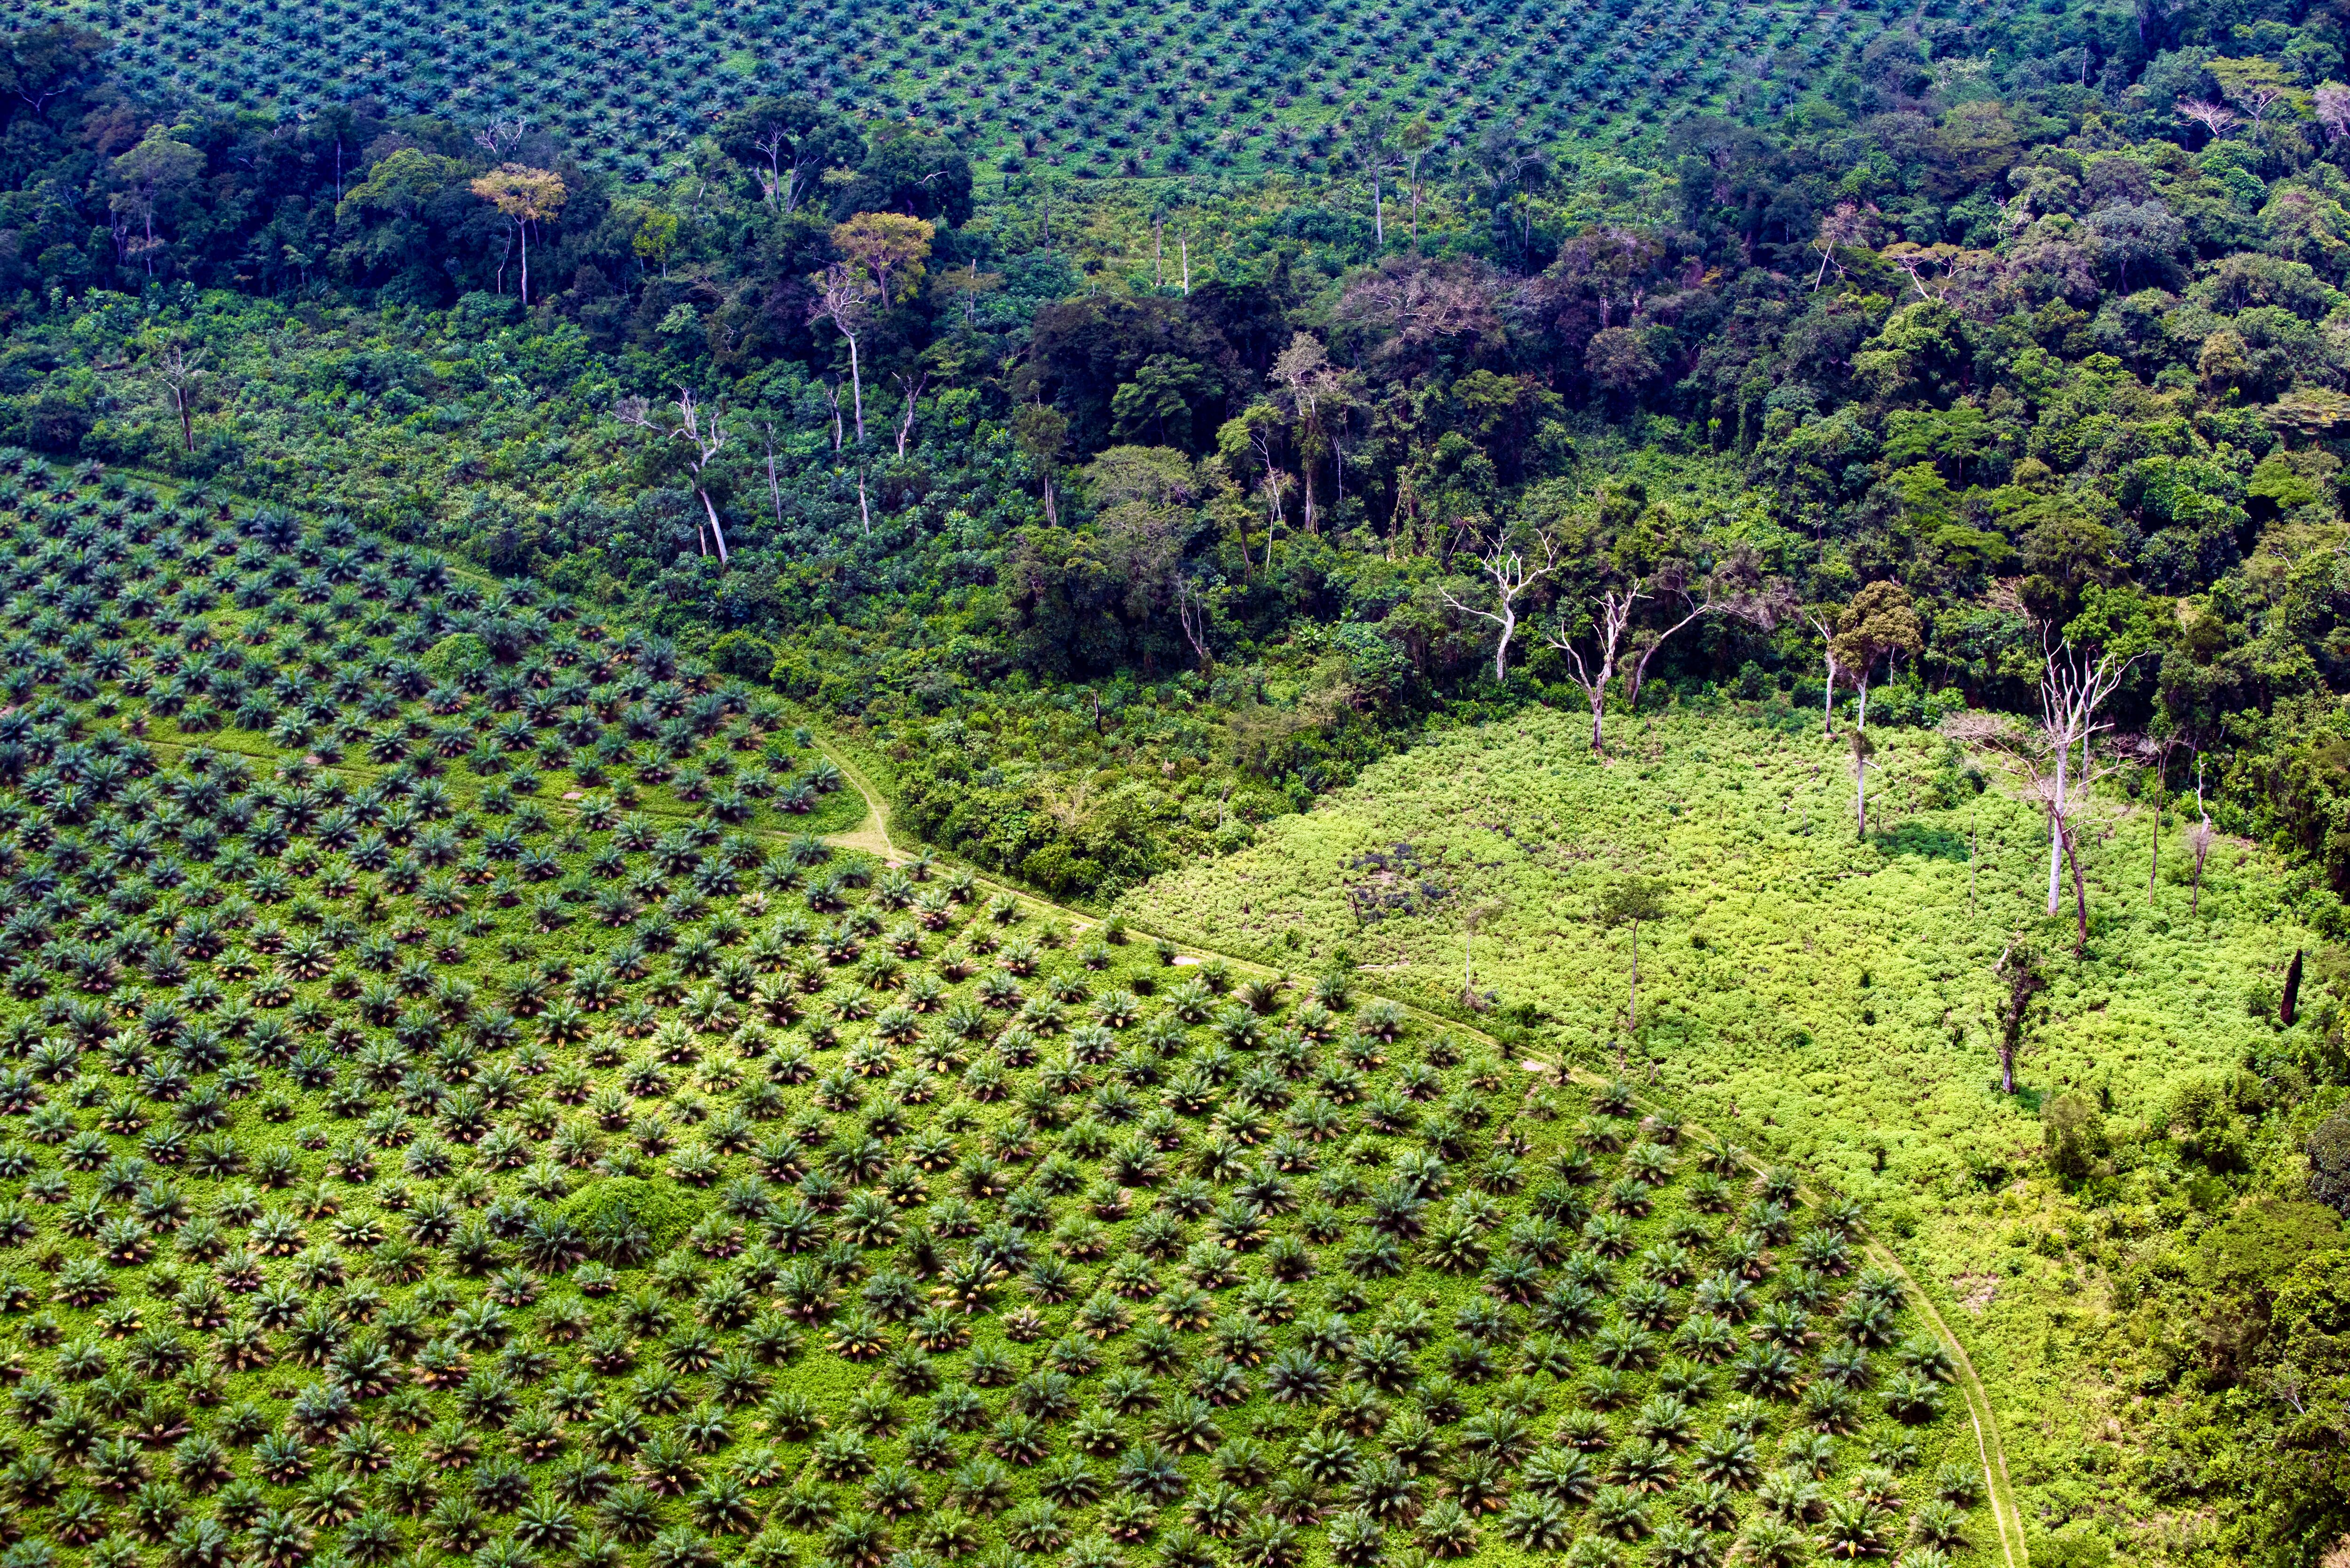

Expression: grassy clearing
xmin=1115 ymin=698 xmax=2323 ymax=1553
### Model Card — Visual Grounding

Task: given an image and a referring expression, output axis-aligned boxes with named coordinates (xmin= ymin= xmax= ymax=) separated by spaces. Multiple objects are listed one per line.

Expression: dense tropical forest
xmin=2 ymin=0 xmax=2350 ymax=1563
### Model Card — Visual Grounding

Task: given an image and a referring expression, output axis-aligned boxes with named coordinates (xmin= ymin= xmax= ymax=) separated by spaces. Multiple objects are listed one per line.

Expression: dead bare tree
xmin=1175 ymin=575 xmax=1214 ymax=675
xmin=1942 ymin=666 xmax=2129 ymax=960
xmin=1621 ymin=557 xmax=1789 ymax=716
xmin=1799 ymin=606 xmax=1846 ymax=738
xmin=822 ymin=384 xmax=845 ymax=452
xmin=808 ymin=263 xmax=873 ymax=444
xmin=1809 ymin=200 xmax=1875 ymax=291
xmin=1439 ymin=521 xmax=1560 ymax=684
xmin=147 ymin=341 xmax=207 ymax=453
xmin=893 ymin=372 xmax=928 ymax=460
xmin=472 ymin=118 xmax=529 ymax=160
xmin=1543 ymin=557 xmax=1786 ymax=755
xmin=1545 ymin=580 xmax=1644 ymax=755
xmin=762 ymin=421 xmax=786 ymax=530
xmin=2177 ymin=98 xmax=2240 ymax=140
xmin=616 ymin=391 xmax=733 ymax=564
xmin=2037 ymin=635 xmax=2138 ymax=918
xmin=2188 ymin=754 xmax=2216 ymax=916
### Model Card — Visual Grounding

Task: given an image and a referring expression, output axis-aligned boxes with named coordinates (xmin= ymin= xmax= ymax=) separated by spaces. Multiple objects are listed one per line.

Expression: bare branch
xmin=614 ymin=390 xmax=733 ymax=564
xmin=1175 ymin=575 xmax=1214 ymax=676
xmin=893 ymin=371 xmax=928 ymax=462
xmin=1438 ymin=521 xmax=1561 ymax=684
xmin=1544 ymin=582 xmax=1645 ymax=754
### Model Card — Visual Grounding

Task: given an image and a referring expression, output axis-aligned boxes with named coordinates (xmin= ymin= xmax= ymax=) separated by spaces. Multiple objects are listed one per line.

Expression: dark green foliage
xmin=2041 ymin=1092 xmax=2108 ymax=1183
xmin=2313 ymin=1111 xmax=2350 ymax=1218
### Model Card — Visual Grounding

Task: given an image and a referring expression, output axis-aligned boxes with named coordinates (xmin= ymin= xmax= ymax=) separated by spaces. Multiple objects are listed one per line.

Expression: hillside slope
xmin=1118 ymin=699 xmax=2336 ymax=1557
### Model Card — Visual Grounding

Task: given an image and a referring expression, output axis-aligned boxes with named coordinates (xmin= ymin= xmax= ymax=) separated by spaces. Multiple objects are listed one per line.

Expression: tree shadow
xmin=1872 ymin=822 xmax=1969 ymax=861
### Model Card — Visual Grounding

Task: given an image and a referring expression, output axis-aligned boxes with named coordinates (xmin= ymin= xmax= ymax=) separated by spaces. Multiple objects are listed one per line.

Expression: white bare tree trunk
xmin=697 ymin=487 xmax=729 ymax=564
xmin=2045 ymin=741 xmax=2068 ymax=917
xmin=846 ymin=334 xmax=866 ymax=445
xmin=1550 ymin=583 xmax=1642 ymax=755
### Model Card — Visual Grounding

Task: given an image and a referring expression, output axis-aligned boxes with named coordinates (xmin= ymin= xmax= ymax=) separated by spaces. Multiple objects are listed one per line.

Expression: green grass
xmin=1114 ymin=698 xmax=2324 ymax=1555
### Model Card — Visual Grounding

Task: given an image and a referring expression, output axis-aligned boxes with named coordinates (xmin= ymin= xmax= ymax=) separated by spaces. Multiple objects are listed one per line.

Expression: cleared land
xmin=1119 ymin=701 xmax=2317 ymax=1544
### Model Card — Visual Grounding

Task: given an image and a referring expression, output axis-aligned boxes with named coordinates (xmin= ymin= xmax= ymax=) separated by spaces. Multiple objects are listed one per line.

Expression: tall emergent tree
xmin=469 ymin=164 xmax=566 ymax=307
xmin=1594 ymin=874 xmax=1671 ymax=1069
xmin=810 ymin=212 xmax=934 ymax=446
xmin=717 ymin=95 xmax=863 ymax=211
xmin=1832 ymin=582 xmax=1923 ymax=837
xmin=109 ymin=123 xmax=204 ymax=276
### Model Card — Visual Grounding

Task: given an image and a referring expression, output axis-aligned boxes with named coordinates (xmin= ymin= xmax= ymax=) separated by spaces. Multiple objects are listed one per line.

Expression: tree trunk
xmin=1590 ymin=686 xmax=1606 ymax=753
xmin=697 ymin=486 xmax=729 ymax=565
xmin=765 ymin=424 xmax=785 ymax=528
xmin=1854 ymin=674 xmax=1870 ymax=837
xmin=1627 ymin=920 xmax=1639 ymax=1033
xmin=846 ymin=334 xmax=866 ymax=445
xmin=2060 ymin=816 xmax=2088 ymax=957
xmin=1998 ymin=1037 xmax=2016 ymax=1095
xmin=1492 ymin=600 xmax=1514 ymax=684
xmin=519 ymin=219 xmax=530 ymax=308
xmin=1856 ymin=747 xmax=1867 ymax=839
xmin=1373 ymin=179 xmax=1384 ymax=247
xmin=176 ymin=394 xmax=193 ymax=453
xmin=2045 ymin=740 xmax=2069 ymax=918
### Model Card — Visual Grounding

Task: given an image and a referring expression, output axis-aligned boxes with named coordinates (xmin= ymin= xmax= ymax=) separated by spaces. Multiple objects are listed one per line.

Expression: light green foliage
xmin=0 ymin=468 xmax=1982 ymax=1567
xmin=1122 ymin=704 xmax=2305 ymax=1188
xmin=560 ymin=1175 xmax=698 ymax=1251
